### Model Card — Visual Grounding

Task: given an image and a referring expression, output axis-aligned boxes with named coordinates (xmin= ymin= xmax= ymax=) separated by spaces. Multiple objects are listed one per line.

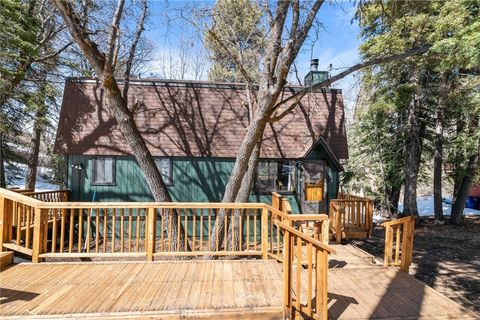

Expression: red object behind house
xmin=469 ymin=185 xmax=480 ymax=197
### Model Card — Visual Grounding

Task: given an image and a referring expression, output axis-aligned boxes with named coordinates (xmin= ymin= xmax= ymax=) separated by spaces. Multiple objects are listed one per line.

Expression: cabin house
xmin=54 ymin=77 xmax=348 ymax=213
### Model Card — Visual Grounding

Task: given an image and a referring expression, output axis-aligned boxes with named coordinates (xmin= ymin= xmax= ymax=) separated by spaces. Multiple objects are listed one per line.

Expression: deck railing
xmin=0 ymin=187 xmax=336 ymax=319
xmin=23 ymin=189 xmax=69 ymax=202
xmin=278 ymin=220 xmax=335 ymax=320
xmin=383 ymin=216 xmax=415 ymax=273
xmin=329 ymin=193 xmax=374 ymax=243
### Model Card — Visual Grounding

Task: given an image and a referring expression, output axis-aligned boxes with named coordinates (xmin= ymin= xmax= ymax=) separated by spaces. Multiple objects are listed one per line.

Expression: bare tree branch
xmin=271 ymin=45 xmax=432 ymax=115
xmin=123 ymin=0 xmax=148 ymax=99
xmin=105 ymin=0 xmax=126 ymax=74
xmin=34 ymin=42 xmax=73 ymax=62
xmin=53 ymin=0 xmax=106 ymax=72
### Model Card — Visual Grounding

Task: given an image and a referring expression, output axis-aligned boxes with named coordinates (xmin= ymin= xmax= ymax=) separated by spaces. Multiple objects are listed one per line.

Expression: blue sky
xmin=144 ymin=1 xmax=361 ymax=111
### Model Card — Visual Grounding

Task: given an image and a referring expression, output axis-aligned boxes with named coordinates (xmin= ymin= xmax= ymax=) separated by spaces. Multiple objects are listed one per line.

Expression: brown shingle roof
xmin=54 ymin=79 xmax=348 ymax=160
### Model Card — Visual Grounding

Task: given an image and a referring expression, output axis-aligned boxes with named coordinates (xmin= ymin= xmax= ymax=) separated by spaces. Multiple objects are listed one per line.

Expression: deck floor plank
xmin=0 ymin=248 xmax=477 ymax=319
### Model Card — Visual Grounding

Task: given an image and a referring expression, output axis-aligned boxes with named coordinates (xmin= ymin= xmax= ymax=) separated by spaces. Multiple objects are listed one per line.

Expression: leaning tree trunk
xmin=433 ymin=109 xmax=444 ymax=220
xmin=101 ymin=76 xmax=188 ymax=250
xmin=25 ymin=102 xmax=47 ymax=190
xmin=451 ymin=152 xmax=479 ymax=224
xmin=227 ymin=141 xmax=261 ymax=252
xmin=208 ymin=106 xmax=270 ymax=252
xmin=54 ymin=0 xmax=189 ymax=251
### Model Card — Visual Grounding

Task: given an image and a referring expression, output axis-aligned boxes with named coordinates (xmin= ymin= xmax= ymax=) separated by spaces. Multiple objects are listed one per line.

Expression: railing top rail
xmin=0 ymin=188 xmax=44 ymax=207
xmin=31 ymin=201 xmax=268 ymax=210
xmin=275 ymin=221 xmax=336 ymax=254
xmin=265 ymin=205 xmax=291 ymax=219
xmin=0 ymin=188 xmax=270 ymax=209
xmin=331 ymin=198 xmax=370 ymax=203
xmin=23 ymin=189 xmax=69 ymax=196
xmin=287 ymin=214 xmax=328 ymax=221
xmin=382 ymin=216 xmax=416 ymax=226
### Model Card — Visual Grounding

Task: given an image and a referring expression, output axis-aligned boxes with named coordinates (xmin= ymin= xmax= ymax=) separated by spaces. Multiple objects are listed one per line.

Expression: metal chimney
xmin=304 ymin=58 xmax=329 ymax=87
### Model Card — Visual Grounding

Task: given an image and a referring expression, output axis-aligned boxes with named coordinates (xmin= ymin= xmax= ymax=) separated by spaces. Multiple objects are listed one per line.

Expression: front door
xmin=301 ymin=161 xmax=327 ymax=214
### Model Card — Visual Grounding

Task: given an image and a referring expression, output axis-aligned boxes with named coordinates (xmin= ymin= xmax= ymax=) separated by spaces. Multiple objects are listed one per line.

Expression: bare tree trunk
xmin=387 ymin=185 xmax=401 ymax=214
xmin=227 ymin=142 xmax=261 ymax=252
xmin=209 ymin=114 xmax=268 ymax=252
xmin=433 ymin=109 xmax=444 ymax=220
xmin=451 ymin=152 xmax=479 ymax=224
xmin=54 ymin=0 xmax=189 ymax=251
xmin=0 ymin=136 xmax=5 ymax=188
xmin=25 ymin=99 xmax=47 ymax=190
xmin=403 ymin=96 xmax=421 ymax=217
xmin=235 ymin=141 xmax=261 ymax=203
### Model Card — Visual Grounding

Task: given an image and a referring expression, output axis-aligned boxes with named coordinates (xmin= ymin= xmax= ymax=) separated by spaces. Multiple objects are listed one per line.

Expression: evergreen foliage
xmin=204 ymin=0 xmax=265 ymax=82
xmin=345 ymin=0 xmax=480 ymax=219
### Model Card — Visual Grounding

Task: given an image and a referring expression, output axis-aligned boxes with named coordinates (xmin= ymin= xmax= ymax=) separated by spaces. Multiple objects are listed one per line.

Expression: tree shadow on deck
xmin=349 ymin=222 xmax=480 ymax=316
xmin=0 ymin=288 xmax=39 ymax=305
xmin=368 ymin=270 xmax=425 ymax=319
xmin=327 ymin=292 xmax=359 ymax=319
xmin=329 ymin=259 xmax=347 ymax=268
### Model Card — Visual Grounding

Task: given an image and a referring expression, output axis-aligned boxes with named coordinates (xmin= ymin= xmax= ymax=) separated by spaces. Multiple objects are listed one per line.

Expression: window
xmin=155 ymin=158 xmax=173 ymax=185
xmin=92 ymin=157 xmax=116 ymax=185
xmin=256 ymin=161 xmax=296 ymax=192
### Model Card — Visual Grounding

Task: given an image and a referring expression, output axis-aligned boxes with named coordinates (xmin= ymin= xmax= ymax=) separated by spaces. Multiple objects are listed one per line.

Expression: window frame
xmin=154 ymin=157 xmax=173 ymax=186
xmin=91 ymin=156 xmax=117 ymax=186
xmin=255 ymin=160 xmax=296 ymax=194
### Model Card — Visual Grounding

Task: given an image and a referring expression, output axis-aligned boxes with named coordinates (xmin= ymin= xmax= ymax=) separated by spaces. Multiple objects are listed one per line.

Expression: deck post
xmin=400 ymin=219 xmax=415 ymax=273
xmin=147 ymin=207 xmax=156 ymax=261
xmin=384 ymin=225 xmax=393 ymax=267
xmin=282 ymin=220 xmax=292 ymax=317
xmin=261 ymin=207 xmax=268 ymax=260
xmin=316 ymin=249 xmax=328 ymax=320
xmin=321 ymin=219 xmax=329 ymax=245
xmin=367 ymin=200 xmax=373 ymax=237
xmin=0 ymin=196 xmax=8 ymax=251
xmin=32 ymin=207 xmax=46 ymax=263
xmin=335 ymin=207 xmax=343 ymax=243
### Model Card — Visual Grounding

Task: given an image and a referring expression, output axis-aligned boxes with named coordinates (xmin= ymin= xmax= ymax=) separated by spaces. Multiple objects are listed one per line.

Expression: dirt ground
xmin=350 ymin=215 xmax=480 ymax=315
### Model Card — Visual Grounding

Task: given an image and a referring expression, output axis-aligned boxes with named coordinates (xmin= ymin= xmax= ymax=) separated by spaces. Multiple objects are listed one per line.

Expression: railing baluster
xmin=160 ymin=208 xmax=165 ymax=252
xmin=25 ymin=206 xmax=31 ymax=249
xmin=104 ymin=208 xmax=108 ymax=253
xmin=128 ymin=208 xmax=133 ymax=253
xmin=394 ymin=225 xmax=401 ymax=265
xmin=78 ymin=209 xmax=83 ymax=253
xmin=95 ymin=209 xmax=100 ymax=253
xmin=120 ymin=208 xmax=124 ymax=253
xmin=295 ymin=236 xmax=302 ymax=315
xmin=184 ymin=208 xmax=188 ymax=252
xmin=192 ymin=209 xmax=196 ymax=252
xmin=199 ymin=208 xmax=203 ymax=251
xmin=68 ymin=209 xmax=74 ymax=253
xmin=136 ymin=209 xmax=141 ymax=252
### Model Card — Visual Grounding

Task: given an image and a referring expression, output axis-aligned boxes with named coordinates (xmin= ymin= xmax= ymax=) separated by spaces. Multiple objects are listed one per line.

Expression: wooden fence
xmin=383 ymin=216 xmax=415 ymax=273
xmin=329 ymin=193 xmax=374 ymax=243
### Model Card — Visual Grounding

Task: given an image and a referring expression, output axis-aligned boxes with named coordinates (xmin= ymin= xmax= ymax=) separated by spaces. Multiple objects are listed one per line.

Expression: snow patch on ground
xmin=373 ymin=195 xmax=480 ymax=223
xmin=398 ymin=195 xmax=480 ymax=216
xmin=7 ymin=164 xmax=60 ymax=191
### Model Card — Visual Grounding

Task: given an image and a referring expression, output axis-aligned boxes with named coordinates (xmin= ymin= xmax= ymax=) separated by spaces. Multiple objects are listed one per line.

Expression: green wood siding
xmin=66 ymin=142 xmax=340 ymax=213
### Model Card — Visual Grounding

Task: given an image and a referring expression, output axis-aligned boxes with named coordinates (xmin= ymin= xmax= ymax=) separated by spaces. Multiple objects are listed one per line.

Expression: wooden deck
xmin=0 ymin=260 xmax=284 ymax=319
xmin=1 ymin=245 xmax=477 ymax=319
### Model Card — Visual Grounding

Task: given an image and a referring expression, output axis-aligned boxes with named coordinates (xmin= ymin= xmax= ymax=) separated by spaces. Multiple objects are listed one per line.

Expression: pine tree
xmin=204 ymin=0 xmax=264 ymax=83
